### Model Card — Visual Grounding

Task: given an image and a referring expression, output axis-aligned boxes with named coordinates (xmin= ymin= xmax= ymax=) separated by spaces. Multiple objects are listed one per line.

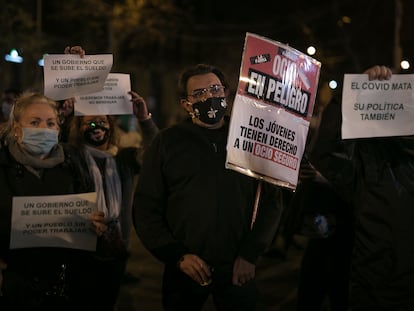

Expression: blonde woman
xmin=0 ymin=93 xmax=107 ymax=309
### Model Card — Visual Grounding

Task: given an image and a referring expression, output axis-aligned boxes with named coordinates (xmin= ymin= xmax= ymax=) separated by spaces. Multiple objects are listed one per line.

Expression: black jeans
xmin=162 ymin=264 xmax=257 ymax=311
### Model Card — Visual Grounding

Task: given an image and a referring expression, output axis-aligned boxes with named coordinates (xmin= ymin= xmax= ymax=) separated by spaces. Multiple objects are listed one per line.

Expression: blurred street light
xmin=307 ymin=46 xmax=316 ymax=56
xmin=329 ymin=80 xmax=338 ymax=89
xmin=38 ymin=53 xmax=48 ymax=66
xmin=400 ymin=59 xmax=410 ymax=70
xmin=5 ymin=49 xmax=23 ymax=63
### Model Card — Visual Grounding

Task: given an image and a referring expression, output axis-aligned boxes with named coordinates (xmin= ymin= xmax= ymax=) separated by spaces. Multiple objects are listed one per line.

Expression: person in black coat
xmin=133 ymin=63 xmax=282 ymax=311
xmin=311 ymin=65 xmax=414 ymax=310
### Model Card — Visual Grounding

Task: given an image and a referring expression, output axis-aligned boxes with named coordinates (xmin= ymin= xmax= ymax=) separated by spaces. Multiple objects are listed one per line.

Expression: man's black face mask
xmin=191 ymin=97 xmax=227 ymax=125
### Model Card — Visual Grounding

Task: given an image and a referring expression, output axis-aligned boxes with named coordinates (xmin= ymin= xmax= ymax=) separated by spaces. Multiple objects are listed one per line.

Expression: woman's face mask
xmin=14 ymin=101 xmax=60 ymax=156
xmin=82 ymin=119 xmax=110 ymax=146
xmin=20 ymin=127 xmax=59 ymax=156
xmin=190 ymin=97 xmax=227 ymax=125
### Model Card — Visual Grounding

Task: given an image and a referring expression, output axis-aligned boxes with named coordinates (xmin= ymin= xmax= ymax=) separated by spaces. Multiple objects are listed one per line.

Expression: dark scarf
xmin=8 ymin=139 xmax=64 ymax=178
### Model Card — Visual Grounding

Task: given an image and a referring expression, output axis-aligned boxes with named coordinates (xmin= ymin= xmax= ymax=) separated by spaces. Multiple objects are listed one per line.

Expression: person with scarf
xmin=66 ymin=94 xmax=158 ymax=308
xmin=0 ymin=92 xmax=108 ymax=309
xmin=58 ymin=45 xmax=158 ymax=308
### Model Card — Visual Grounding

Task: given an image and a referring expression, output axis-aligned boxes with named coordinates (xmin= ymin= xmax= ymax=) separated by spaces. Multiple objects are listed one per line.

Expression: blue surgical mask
xmin=21 ymin=127 xmax=59 ymax=156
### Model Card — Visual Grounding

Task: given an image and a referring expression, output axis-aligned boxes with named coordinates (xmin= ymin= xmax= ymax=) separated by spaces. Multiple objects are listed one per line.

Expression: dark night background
xmin=1 ymin=0 xmax=412 ymax=127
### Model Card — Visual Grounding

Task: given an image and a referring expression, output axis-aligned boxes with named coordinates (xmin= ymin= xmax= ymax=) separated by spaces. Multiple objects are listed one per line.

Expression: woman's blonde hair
xmin=0 ymin=92 xmax=58 ymax=143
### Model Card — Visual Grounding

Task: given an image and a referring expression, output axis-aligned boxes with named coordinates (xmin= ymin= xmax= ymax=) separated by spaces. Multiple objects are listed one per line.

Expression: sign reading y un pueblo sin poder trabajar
xmin=226 ymin=33 xmax=321 ymax=190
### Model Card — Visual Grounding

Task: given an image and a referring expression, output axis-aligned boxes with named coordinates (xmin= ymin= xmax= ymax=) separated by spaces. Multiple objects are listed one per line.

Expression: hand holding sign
xmin=64 ymin=45 xmax=86 ymax=58
xmin=43 ymin=52 xmax=113 ymax=101
xmin=363 ymin=65 xmax=392 ymax=81
xmin=130 ymin=90 xmax=151 ymax=121
xmin=341 ymin=66 xmax=414 ymax=139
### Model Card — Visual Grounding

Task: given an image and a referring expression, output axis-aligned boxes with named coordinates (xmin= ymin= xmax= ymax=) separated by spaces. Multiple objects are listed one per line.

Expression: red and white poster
xmin=226 ymin=33 xmax=321 ymax=189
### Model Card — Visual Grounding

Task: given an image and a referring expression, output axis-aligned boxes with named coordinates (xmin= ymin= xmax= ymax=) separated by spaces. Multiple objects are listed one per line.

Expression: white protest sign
xmin=342 ymin=74 xmax=414 ymax=139
xmin=10 ymin=192 xmax=97 ymax=251
xmin=43 ymin=54 xmax=113 ymax=100
xmin=226 ymin=33 xmax=321 ymax=189
xmin=74 ymin=73 xmax=133 ymax=116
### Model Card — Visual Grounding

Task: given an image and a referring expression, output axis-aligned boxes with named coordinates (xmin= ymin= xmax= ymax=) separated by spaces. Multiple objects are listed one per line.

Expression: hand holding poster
xmin=342 ymin=74 xmax=414 ymax=139
xmin=74 ymin=73 xmax=133 ymax=116
xmin=226 ymin=33 xmax=321 ymax=189
xmin=43 ymin=54 xmax=113 ymax=100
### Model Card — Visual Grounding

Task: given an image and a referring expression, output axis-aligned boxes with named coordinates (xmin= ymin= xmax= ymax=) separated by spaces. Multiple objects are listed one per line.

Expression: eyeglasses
xmin=83 ymin=120 xmax=108 ymax=128
xmin=187 ymin=85 xmax=225 ymax=100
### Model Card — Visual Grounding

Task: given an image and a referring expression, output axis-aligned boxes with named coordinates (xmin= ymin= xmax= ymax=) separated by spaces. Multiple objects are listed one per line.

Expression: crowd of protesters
xmin=0 ymin=40 xmax=413 ymax=311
